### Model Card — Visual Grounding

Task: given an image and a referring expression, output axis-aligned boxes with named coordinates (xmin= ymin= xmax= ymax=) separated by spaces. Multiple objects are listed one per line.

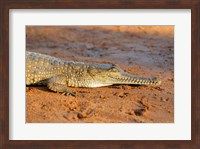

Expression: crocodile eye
xmin=111 ymin=64 xmax=117 ymax=68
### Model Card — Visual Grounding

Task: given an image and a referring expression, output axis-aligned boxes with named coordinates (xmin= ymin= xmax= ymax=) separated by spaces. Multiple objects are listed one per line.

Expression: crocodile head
xmin=87 ymin=64 xmax=161 ymax=87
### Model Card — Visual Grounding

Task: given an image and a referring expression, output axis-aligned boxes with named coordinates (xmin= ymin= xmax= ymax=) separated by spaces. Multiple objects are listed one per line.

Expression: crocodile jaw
xmin=88 ymin=72 xmax=161 ymax=87
xmin=87 ymin=83 xmax=113 ymax=87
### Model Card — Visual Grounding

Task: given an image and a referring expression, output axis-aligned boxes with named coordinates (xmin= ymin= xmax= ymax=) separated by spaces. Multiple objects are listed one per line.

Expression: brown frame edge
xmin=0 ymin=0 xmax=199 ymax=149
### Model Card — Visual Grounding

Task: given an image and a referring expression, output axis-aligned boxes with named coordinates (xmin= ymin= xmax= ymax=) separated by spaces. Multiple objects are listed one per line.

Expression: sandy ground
xmin=26 ymin=26 xmax=174 ymax=123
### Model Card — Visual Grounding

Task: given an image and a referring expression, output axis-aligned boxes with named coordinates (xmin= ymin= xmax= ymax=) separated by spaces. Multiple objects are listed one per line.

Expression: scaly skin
xmin=26 ymin=51 xmax=161 ymax=95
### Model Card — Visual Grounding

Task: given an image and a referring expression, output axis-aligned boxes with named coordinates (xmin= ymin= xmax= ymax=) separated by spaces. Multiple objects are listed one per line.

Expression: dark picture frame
xmin=0 ymin=0 xmax=199 ymax=149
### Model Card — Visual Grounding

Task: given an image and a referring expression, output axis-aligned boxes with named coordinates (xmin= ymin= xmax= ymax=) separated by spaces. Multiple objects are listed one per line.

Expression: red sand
xmin=26 ymin=26 xmax=174 ymax=123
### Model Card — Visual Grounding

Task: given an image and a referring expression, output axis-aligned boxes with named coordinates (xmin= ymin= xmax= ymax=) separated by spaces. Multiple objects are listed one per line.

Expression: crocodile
xmin=26 ymin=51 xmax=161 ymax=96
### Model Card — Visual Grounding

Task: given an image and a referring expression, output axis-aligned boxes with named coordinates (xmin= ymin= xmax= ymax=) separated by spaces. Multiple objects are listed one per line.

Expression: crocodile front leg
xmin=47 ymin=75 xmax=76 ymax=96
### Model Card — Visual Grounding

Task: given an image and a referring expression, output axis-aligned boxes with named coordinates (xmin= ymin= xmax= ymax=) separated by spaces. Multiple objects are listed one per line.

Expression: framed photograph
xmin=1 ymin=0 xmax=199 ymax=149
